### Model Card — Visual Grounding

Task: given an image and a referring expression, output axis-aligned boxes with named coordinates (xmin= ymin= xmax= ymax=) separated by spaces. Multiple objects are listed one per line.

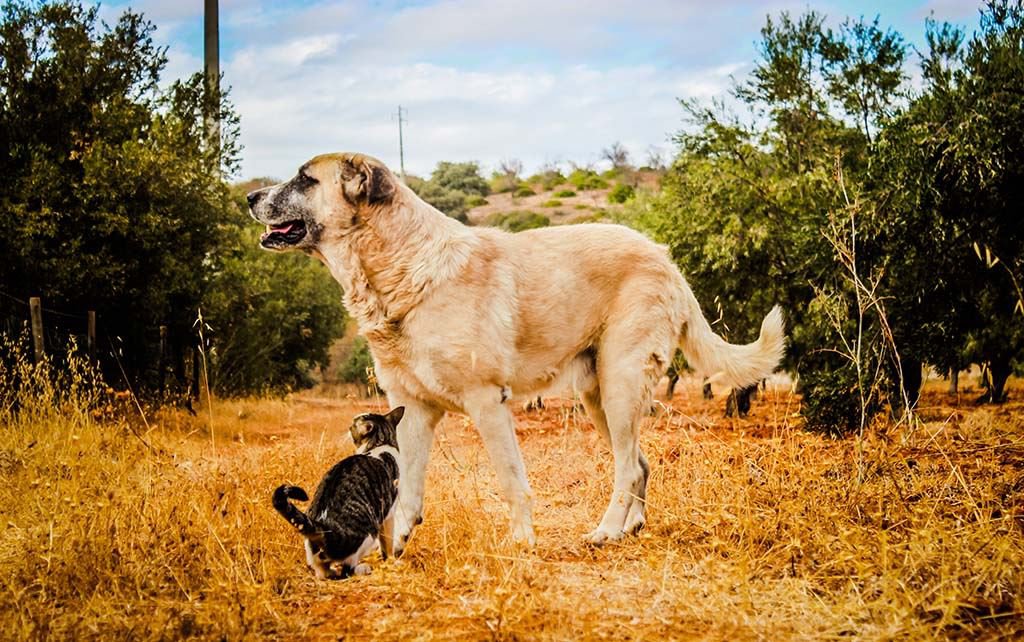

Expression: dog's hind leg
xmin=581 ymin=384 xmax=650 ymax=537
xmin=585 ymin=313 xmax=670 ymax=545
xmin=464 ymin=386 xmax=536 ymax=547
xmin=585 ymin=356 xmax=663 ymax=540
xmin=391 ymin=395 xmax=444 ymax=557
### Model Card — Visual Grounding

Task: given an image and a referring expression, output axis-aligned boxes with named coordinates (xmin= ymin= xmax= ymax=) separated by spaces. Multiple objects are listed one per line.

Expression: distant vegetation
xmin=484 ymin=211 xmax=551 ymax=232
xmin=406 ymin=161 xmax=490 ymax=223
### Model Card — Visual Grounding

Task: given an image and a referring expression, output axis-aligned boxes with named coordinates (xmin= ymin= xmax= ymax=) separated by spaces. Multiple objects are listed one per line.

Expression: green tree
xmin=0 ymin=1 xmax=347 ymax=395
xmin=430 ymin=161 xmax=490 ymax=197
xmin=631 ymin=8 xmax=916 ymax=432
xmin=406 ymin=161 xmax=491 ymax=224
xmin=872 ymin=2 xmax=1024 ymax=402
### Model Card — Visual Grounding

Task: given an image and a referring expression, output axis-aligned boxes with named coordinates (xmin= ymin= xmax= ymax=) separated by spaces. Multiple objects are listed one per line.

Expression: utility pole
xmin=395 ymin=105 xmax=407 ymax=181
xmin=204 ymin=0 xmax=220 ymax=164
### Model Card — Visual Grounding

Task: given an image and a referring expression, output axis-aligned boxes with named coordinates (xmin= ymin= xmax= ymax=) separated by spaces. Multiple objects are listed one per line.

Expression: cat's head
xmin=350 ymin=406 xmax=404 ymax=454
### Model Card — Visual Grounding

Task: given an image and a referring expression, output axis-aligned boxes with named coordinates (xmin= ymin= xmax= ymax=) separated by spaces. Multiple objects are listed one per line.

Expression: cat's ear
xmin=385 ymin=406 xmax=405 ymax=426
xmin=351 ymin=416 xmax=376 ymax=441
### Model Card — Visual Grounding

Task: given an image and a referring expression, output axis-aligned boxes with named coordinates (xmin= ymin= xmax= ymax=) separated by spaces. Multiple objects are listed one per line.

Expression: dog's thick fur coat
xmin=249 ymin=153 xmax=785 ymax=550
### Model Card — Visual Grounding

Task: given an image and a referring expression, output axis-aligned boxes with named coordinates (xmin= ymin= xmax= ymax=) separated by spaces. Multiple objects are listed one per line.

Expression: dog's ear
xmin=342 ymin=158 xmax=395 ymax=206
xmin=384 ymin=406 xmax=405 ymax=427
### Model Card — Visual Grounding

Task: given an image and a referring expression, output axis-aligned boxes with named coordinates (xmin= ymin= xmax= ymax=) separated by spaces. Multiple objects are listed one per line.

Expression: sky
xmin=94 ymin=0 xmax=982 ymax=181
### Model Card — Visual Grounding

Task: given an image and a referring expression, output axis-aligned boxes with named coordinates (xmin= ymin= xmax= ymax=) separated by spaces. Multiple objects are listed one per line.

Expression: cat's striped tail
xmin=273 ymin=485 xmax=315 ymax=534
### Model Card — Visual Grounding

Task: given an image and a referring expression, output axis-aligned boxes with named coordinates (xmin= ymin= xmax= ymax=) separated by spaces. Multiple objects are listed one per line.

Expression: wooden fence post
xmin=87 ymin=310 xmax=97 ymax=359
xmin=29 ymin=297 xmax=44 ymax=362
xmin=158 ymin=325 xmax=168 ymax=395
xmin=192 ymin=345 xmax=201 ymax=400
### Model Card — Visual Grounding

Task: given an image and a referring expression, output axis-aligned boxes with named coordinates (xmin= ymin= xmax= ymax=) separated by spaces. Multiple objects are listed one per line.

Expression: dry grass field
xmin=1 ymin=365 xmax=1023 ymax=640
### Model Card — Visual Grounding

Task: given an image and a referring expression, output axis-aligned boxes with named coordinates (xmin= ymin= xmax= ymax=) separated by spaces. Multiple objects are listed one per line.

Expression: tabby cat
xmin=273 ymin=406 xmax=404 ymax=579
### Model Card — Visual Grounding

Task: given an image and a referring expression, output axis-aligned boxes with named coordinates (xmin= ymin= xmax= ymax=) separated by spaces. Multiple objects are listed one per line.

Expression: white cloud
xmin=218 ymin=0 xmax=759 ymax=179
xmin=229 ymin=52 xmax=742 ymax=179
xmin=94 ymin=0 xmax=979 ymax=180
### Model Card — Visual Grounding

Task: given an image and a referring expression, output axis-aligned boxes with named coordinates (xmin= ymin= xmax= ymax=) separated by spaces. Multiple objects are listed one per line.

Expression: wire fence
xmin=1 ymin=290 xmax=200 ymax=400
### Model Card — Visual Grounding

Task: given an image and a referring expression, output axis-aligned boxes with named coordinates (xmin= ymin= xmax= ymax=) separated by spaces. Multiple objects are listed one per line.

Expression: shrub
xmin=484 ymin=211 xmax=550 ymax=232
xmin=542 ymin=199 xmax=562 ymax=208
xmin=568 ymin=169 xmax=609 ymax=191
xmin=513 ymin=185 xmax=535 ymax=198
xmin=489 ymin=174 xmax=517 ymax=193
xmin=430 ymin=161 xmax=490 ymax=197
xmin=466 ymin=195 xmax=488 ymax=207
xmin=554 ymin=189 xmax=576 ymax=198
xmin=406 ymin=176 xmax=470 ymax=222
xmin=338 ymin=337 xmax=374 ymax=386
xmin=528 ymin=170 xmax=567 ymax=191
xmin=607 ymin=183 xmax=635 ymax=203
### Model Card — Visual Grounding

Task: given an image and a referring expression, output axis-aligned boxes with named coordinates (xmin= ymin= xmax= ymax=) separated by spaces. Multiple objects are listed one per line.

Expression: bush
xmin=484 ymin=211 xmax=550 ymax=232
xmin=466 ymin=195 xmax=488 ymax=207
xmin=607 ymin=183 xmax=635 ymax=203
xmin=555 ymin=189 xmax=577 ymax=198
xmin=338 ymin=337 xmax=374 ymax=386
xmin=430 ymin=161 xmax=490 ymax=197
xmin=489 ymin=174 xmax=517 ymax=194
xmin=513 ymin=185 xmax=535 ymax=198
xmin=406 ymin=176 xmax=470 ymax=222
xmin=542 ymin=199 xmax=562 ymax=208
xmin=205 ymin=222 xmax=347 ymax=395
xmin=568 ymin=169 xmax=609 ymax=191
xmin=528 ymin=170 xmax=567 ymax=191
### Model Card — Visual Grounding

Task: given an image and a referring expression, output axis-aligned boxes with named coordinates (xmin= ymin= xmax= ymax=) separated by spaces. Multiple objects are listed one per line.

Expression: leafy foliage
xmin=484 ymin=211 xmax=550 ymax=232
xmin=337 ymin=336 xmax=374 ymax=386
xmin=630 ymin=4 xmax=1024 ymax=431
xmin=406 ymin=161 xmax=490 ymax=224
xmin=568 ymin=168 xmax=609 ymax=191
xmin=607 ymin=183 xmax=635 ymax=203
xmin=0 ymin=1 xmax=346 ymax=395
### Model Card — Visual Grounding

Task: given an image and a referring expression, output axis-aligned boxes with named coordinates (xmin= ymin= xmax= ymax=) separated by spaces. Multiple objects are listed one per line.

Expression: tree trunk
xmin=900 ymin=358 xmax=923 ymax=409
xmin=988 ymin=357 xmax=1011 ymax=403
xmin=947 ymin=368 xmax=958 ymax=395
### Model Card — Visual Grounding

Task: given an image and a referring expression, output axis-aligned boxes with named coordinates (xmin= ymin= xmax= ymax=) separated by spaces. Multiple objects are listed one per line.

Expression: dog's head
xmin=247 ymin=153 xmax=397 ymax=251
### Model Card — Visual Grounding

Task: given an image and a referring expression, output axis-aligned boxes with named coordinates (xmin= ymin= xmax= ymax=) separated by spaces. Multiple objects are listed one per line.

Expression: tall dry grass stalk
xmin=1 ymin=335 xmax=1022 ymax=639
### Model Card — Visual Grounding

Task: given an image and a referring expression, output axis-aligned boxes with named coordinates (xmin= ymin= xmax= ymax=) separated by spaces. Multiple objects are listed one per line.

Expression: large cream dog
xmin=248 ymin=153 xmax=785 ymax=553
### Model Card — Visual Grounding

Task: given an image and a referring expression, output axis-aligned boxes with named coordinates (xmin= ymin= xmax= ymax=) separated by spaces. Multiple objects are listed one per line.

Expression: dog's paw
xmin=511 ymin=523 xmax=537 ymax=549
xmin=584 ymin=528 xmax=625 ymax=546
xmin=391 ymin=513 xmax=422 ymax=558
xmin=623 ymin=515 xmax=646 ymax=535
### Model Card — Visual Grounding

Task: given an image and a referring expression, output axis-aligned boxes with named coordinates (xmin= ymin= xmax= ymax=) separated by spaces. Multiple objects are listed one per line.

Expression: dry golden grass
xmin=1 ymin=364 xmax=1023 ymax=640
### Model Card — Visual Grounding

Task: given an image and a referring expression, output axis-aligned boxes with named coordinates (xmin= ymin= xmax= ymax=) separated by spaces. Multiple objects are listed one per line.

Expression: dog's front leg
xmin=392 ymin=396 xmax=443 ymax=557
xmin=464 ymin=387 xmax=536 ymax=547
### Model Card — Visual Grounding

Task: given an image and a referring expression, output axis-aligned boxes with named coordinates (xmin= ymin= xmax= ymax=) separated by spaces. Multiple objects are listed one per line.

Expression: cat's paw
xmin=353 ymin=564 xmax=372 ymax=576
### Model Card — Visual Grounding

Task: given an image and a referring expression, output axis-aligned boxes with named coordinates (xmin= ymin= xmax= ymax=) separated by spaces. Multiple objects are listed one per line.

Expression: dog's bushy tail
xmin=273 ymin=485 xmax=315 ymax=534
xmin=679 ymin=280 xmax=786 ymax=391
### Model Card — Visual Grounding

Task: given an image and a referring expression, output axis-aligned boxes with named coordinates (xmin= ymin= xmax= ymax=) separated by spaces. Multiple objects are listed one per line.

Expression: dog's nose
xmin=246 ymin=190 xmax=263 ymax=210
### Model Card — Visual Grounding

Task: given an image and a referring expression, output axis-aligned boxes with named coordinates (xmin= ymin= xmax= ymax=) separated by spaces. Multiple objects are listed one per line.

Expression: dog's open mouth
xmin=260 ymin=220 xmax=307 ymax=247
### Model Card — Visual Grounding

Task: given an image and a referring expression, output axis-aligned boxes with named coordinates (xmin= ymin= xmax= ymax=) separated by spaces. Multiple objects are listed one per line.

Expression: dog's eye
xmin=296 ymin=172 xmax=318 ymax=187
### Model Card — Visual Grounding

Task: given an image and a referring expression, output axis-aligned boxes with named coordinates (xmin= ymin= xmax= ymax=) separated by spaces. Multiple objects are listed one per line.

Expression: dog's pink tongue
xmin=268 ymin=222 xmax=294 ymax=235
